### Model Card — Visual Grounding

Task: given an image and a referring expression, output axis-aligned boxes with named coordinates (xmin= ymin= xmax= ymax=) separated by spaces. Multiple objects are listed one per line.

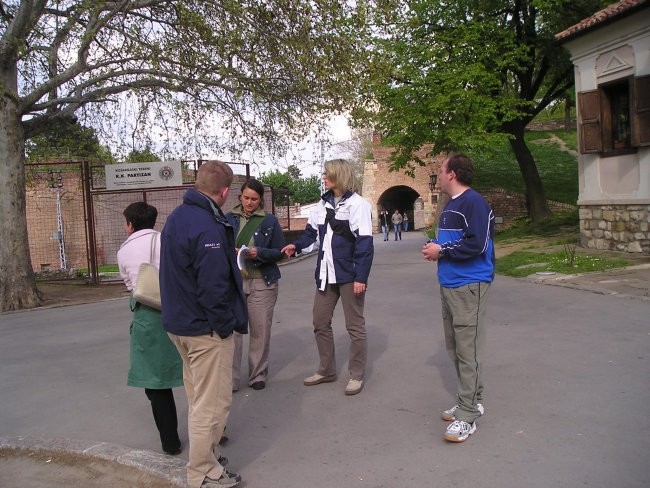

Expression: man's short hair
xmin=446 ymin=153 xmax=474 ymax=186
xmin=123 ymin=202 xmax=157 ymax=231
xmin=324 ymin=159 xmax=357 ymax=194
xmin=196 ymin=161 xmax=234 ymax=195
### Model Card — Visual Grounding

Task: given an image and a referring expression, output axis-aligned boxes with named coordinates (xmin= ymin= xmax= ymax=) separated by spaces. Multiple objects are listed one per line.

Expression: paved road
xmin=1 ymin=231 xmax=649 ymax=488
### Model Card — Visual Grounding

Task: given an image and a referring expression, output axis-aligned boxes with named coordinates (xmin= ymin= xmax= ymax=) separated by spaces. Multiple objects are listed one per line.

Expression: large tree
xmin=0 ymin=0 xmax=368 ymax=311
xmin=26 ymin=117 xmax=113 ymax=162
xmin=357 ymin=0 xmax=604 ymax=220
xmin=259 ymin=165 xmax=321 ymax=206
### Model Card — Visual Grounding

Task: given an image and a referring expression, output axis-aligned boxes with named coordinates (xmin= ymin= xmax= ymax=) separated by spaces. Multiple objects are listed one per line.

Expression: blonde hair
xmin=196 ymin=161 xmax=233 ymax=194
xmin=324 ymin=159 xmax=357 ymax=194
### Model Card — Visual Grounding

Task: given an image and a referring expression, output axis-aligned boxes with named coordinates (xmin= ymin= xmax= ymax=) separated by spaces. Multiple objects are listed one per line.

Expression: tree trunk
xmin=564 ymin=94 xmax=572 ymax=132
xmin=0 ymin=95 xmax=41 ymax=311
xmin=508 ymin=126 xmax=552 ymax=222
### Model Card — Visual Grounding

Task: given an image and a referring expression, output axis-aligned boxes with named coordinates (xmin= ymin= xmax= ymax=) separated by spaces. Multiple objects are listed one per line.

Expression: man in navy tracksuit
xmin=160 ymin=161 xmax=247 ymax=488
xmin=282 ymin=159 xmax=374 ymax=396
xmin=422 ymin=153 xmax=495 ymax=443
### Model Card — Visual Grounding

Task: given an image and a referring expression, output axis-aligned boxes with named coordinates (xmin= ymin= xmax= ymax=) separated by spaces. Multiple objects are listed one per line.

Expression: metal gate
xmin=27 ymin=160 xmax=261 ymax=285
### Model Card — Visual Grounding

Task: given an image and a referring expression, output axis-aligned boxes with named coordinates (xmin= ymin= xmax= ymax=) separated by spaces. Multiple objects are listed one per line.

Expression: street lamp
xmin=429 ymin=173 xmax=437 ymax=191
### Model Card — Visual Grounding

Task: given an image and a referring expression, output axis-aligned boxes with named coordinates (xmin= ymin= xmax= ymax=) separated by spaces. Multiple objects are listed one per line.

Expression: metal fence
xmin=25 ymin=160 xmax=281 ymax=284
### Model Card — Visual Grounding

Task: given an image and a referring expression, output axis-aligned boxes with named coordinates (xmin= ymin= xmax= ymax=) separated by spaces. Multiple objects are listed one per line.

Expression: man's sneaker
xmin=441 ymin=403 xmax=484 ymax=421
xmin=444 ymin=420 xmax=476 ymax=443
xmin=201 ymin=469 xmax=241 ymax=488
xmin=304 ymin=373 xmax=337 ymax=386
xmin=345 ymin=379 xmax=364 ymax=395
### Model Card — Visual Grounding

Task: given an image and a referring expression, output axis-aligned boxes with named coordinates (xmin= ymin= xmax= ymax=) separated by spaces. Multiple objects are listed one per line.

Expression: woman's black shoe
xmin=251 ymin=381 xmax=266 ymax=390
xmin=164 ymin=445 xmax=182 ymax=455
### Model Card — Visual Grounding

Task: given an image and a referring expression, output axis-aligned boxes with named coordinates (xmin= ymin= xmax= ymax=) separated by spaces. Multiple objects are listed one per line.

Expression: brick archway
xmin=362 ymin=133 xmax=444 ymax=232
xmin=377 ymin=185 xmax=421 ymax=231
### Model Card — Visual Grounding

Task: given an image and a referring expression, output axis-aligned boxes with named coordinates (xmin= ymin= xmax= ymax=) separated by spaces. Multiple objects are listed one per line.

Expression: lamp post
xmin=429 ymin=173 xmax=437 ymax=191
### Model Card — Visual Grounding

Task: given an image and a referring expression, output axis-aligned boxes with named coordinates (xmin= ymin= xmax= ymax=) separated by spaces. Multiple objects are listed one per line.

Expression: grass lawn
xmin=495 ymin=250 xmax=630 ymax=278
xmin=76 ymin=264 xmax=119 ymax=276
xmin=492 ymin=211 xmax=632 ymax=276
xmin=470 ymin=130 xmax=578 ymax=205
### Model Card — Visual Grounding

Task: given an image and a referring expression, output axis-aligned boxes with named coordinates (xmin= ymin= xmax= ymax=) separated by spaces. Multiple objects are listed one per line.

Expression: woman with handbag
xmin=117 ymin=202 xmax=184 ymax=455
xmin=226 ymin=179 xmax=285 ymax=392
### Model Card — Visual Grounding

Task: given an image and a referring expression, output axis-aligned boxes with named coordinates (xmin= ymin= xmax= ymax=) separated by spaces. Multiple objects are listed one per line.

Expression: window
xmin=578 ymin=75 xmax=650 ymax=155
xmin=606 ymin=83 xmax=631 ymax=149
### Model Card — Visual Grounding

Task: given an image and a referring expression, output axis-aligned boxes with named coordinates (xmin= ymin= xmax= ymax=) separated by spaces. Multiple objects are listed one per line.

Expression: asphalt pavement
xmin=1 ymin=230 xmax=649 ymax=488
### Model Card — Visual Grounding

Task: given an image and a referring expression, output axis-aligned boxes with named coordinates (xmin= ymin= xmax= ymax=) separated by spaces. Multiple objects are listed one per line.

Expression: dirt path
xmin=530 ymin=133 xmax=578 ymax=158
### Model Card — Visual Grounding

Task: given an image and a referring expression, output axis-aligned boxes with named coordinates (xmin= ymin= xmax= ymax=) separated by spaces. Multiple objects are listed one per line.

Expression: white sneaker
xmin=303 ymin=373 xmax=337 ymax=386
xmin=441 ymin=403 xmax=484 ymax=421
xmin=345 ymin=379 xmax=363 ymax=395
xmin=444 ymin=420 xmax=476 ymax=442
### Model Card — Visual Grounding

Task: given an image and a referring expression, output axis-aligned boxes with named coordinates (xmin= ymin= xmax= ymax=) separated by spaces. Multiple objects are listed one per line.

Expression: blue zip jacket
xmin=293 ymin=190 xmax=374 ymax=289
xmin=160 ymin=188 xmax=248 ymax=338
xmin=226 ymin=208 xmax=285 ymax=286
xmin=436 ymin=188 xmax=495 ymax=287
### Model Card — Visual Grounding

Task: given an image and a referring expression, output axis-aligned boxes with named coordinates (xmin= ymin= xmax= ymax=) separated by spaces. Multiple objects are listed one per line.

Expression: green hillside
xmin=470 ymin=130 xmax=578 ymax=205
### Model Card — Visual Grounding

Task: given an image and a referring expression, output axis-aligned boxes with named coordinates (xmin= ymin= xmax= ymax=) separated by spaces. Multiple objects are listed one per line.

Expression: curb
xmin=0 ymin=435 xmax=186 ymax=487
xmin=524 ymin=263 xmax=650 ymax=302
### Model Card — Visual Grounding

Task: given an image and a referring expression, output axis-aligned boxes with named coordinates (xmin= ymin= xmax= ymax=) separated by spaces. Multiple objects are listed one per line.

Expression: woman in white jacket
xmin=117 ymin=202 xmax=184 ymax=455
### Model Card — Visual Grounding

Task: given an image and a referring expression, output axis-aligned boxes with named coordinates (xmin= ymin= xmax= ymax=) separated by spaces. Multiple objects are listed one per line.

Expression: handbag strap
xmin=149 ymin=232 xmax=157 ymax=265
xmin=235 ymin=214 xmax=264 ymax=248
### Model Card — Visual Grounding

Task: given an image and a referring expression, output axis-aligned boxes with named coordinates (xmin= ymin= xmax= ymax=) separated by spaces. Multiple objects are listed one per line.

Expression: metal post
xmin=320 ymin=141 xmax=325 ymax=194
xmin=48 ymin=170 xmax=67 ymax=269
xmin=55 ymin=184 xmax=67 ymax=269
xmin=286 ymin=190 xmax=291 ymax=231
xmin=81 ymin=161 xmax=99 ymax=284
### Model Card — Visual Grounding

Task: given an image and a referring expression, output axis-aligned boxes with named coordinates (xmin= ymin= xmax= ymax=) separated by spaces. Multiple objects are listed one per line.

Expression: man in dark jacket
xmin=160 ymin=161 xmax=247 ymax=488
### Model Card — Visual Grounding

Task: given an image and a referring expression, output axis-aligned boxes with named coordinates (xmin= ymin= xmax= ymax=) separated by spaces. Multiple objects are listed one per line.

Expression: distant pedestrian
xmin=422 ymin=153 xmax=495 ymax=443
xmin=160 ymin=161 xmax=246 ymax=488
xmin=402 ymin=212 xmax=409 ymax=232
xmin=281 ymin=159 xmax=374 ymax=396
xmin=379 ymin=208 xmax=390 ymax=241
xmin=117 ymin=202 xmax=183 ymax=456
xmin=392 ymin=209 xmax=402 ymax=240
xmin=226 ymin=179 xmax=285 ymax=392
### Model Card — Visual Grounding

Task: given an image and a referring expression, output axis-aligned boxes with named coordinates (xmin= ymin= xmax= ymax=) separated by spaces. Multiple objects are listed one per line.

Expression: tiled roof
xmin=555 ymin=0 xmax=648 ymax=42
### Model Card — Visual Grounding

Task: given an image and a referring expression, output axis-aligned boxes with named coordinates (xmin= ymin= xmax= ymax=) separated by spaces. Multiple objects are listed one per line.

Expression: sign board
xmin=105 ymin=161 xmax=183 ymax=190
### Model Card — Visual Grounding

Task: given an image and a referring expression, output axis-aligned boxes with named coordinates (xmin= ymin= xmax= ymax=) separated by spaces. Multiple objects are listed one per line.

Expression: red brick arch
xmin=362 ymin=133 xmax=444 ymax=231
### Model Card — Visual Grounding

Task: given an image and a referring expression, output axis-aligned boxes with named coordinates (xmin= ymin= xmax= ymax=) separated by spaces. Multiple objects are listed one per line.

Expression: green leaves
xmin=9 ymin=0 xmax=371 ymax=157
xmin=359 ymin=0 xmax=602 ymax=168
xmin=259 ymin=168 xmax=321 ymax=206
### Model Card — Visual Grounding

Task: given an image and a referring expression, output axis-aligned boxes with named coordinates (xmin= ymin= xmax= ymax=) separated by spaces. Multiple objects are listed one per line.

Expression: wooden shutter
xmin=578 ymin=90 xmax=602 ymax=153
xmin=631 ymin=75 xmax=650 ymax=146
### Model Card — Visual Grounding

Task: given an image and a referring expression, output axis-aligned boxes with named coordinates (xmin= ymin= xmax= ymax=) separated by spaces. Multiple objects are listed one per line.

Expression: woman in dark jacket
xmin=226 ymin=179 xmax=285 ymax=391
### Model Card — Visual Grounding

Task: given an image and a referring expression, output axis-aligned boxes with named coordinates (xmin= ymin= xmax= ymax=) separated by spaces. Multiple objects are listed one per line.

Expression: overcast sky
xmin=222 ymin=115 xmax=355 ymax=178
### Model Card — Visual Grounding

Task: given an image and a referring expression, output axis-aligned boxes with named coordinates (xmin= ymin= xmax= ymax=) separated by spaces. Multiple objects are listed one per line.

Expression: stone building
xmin=557 ymin=0 xmax=650 ymax=253
xmin=362 ymin=133 xmax=576 ymax=234
xmin=362 ymin=132 xmax=444 ymax=232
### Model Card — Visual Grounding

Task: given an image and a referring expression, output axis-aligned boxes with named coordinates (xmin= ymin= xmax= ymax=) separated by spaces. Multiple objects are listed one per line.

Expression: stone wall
xmin=482 ymin=188 xmax=576 ymax=232
xmin=579 ymin=204 xmax=650 ymax=253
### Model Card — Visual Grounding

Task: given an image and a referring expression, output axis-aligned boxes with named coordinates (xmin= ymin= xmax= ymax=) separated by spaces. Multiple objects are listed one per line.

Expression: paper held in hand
xmin=237 ymin=245 xmax=249 ymax=270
